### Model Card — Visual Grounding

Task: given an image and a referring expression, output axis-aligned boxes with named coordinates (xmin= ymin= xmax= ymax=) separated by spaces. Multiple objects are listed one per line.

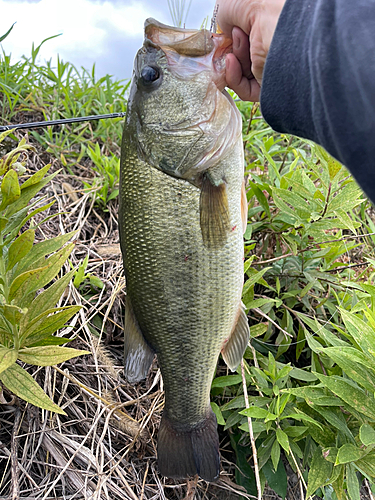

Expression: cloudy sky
xmin=0 ymin=0 xmax=215 ymax=81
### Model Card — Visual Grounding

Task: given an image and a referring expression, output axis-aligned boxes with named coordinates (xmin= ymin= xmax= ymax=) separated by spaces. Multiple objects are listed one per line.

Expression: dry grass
xmin=0 ymin=131 xmax=256 ymax=500
xmin=2 ymin=132 xmax=371 ymax=500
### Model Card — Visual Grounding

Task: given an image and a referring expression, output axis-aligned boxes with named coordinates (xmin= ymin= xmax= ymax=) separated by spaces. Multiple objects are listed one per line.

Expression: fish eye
xmin=140 ymin=65 xmax=161 ymax=84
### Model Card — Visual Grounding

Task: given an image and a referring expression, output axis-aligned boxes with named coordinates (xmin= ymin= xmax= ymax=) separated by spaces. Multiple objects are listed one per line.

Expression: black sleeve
xmin=260 ymin=0 xmax=375 ymax=204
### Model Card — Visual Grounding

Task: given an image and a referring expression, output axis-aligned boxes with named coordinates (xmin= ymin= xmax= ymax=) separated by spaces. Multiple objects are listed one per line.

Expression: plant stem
xmin=241 ymin=359 xmax=262 ymax=500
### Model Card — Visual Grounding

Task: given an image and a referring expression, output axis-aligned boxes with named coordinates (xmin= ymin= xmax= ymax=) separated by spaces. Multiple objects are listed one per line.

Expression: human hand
xmin=216 ymin=0 xmax=286 ymax=101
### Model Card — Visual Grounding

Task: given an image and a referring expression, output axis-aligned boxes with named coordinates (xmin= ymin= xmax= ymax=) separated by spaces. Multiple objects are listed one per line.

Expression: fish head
xmin=125 ymin=19 xmax=242 ymax=182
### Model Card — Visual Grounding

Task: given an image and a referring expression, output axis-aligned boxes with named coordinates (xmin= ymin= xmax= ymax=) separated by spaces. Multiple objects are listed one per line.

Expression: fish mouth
xmin=144 ymin=18 xmax=232 ymax=91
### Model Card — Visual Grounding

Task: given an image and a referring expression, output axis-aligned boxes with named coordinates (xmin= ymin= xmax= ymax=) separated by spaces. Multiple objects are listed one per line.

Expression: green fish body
xmin=119 ymin=19 xmax=249 ymax=482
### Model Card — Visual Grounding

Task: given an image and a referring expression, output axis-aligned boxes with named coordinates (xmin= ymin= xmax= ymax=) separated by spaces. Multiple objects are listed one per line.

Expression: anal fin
xmin=124 ymin=295 xmax=154 ymax=383
xmin=221 ymin=302 xmax=250 ymax=371
xmin=200 ymin=172 xmax=230 ymax=249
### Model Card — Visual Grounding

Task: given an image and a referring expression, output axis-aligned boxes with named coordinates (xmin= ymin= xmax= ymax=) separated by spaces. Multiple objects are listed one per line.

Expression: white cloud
xmin=0 ymin=0 xmax=167 ymax=69
xmin=0 ymin=0 xmax=214 ymax=78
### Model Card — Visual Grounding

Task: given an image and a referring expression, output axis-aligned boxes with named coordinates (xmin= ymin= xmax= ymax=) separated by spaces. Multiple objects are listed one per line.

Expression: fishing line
xmin=0 ymin=112 xmax=127 ymax=132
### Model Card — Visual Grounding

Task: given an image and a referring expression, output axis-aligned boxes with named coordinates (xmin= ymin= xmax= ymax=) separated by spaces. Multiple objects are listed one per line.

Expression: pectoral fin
xmin=221 ymin=303 xmax=250 ymax=371
xmin=200 ymin=173 xmax=230 ymax=249
xmin=124 ymin=296 xmax=154 ymax=383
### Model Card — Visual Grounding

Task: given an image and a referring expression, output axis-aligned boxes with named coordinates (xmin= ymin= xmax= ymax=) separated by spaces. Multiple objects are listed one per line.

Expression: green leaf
xmin=315 ymin=373 xmax=375 ymax=420
xmin=3 ymin=201 xmax=54 ymax=247
xmin=271 ymin=439 xmax=280 ymax=471
xmin=239 ymin=406 xmax=271 ymax=419
xmin=89 ymin=275 xmax=104 ymax=289
xmin=20 ymin=269 xmax=76 ymax=328
xmin=306 ymin=447 xmax=333 ymax=498
xmin=8 ymin=266 xmax=48 ymax=302
xmin=322 ymin=447 xmax=338 ymax=464
xmin=238 ymin=420 xmax=267 ymax=434
xmin=28 ymin=335 xmax=74 ymax=347
xmin=316 ymin=146 xmax=342 ymax=180
xmin=334 ymin=210 xmax=359 ymax=234
xmin=346 ymin=464 xmax=360 ymax=500
xmin=287 ymin=386 xmax=342 ymax=406
xmin=211 ymin=374 xmax=242 ymax=388
xmin=245 ymin=298 xmax=276 ymax=310
xmin=242 ymin=267 xmax=271 ymax=296
xmin=6 ymin=171 xmax=57 ymax=217
xmin=233 ymin=441 xmax=257 ymax=497
xmin=18 ymin=346 xmax=89 ymax=366
xmin=263 ymin=458 xmax=287 ymax=500
xmin=356 ymin=451 xmax=375 ymax=477
xmin=6 ymin=228 xmax=35 ymax=271
xmin=289 ymin=367 xmax=317 ymax=382
xmin=340 ymin=309 xmax=375 ymax=356
xmin=304 ymin=421 xmax=336 ymax=448
xmin=20 ymin=163 xmax=51 ymax=189
xmin=323 ymin=346 xmax=375 ymax=392
xmin=0 ymin=23 xmax=16 ymax=43
xmin=1 ymin=304 xmax=25 ymax=325
xmin=328 ymin=182 xmax=362 ymax=213
xmin=335 ymin=444 xmax=364 ymax=465
xmin=273 ymin=187 xmax=312 ymax=217
xmin=0 ymin=363 xmax=65 ymax=414
xmin=73 ymin=254 xmax=88 ymax=288
xmin=258 ymin=433 xmax=276 ymax=469
xmin=0 ymin=347 xmax=18 ymax=374
xmin=250 ymin=323 xmax=268 ymax=338
xmin=359 ymin=424 xmax=375 ymax=446
xmin=249 ymin=182 xmax=271 ymax=219
xmin=210 ymin=402 xmax=225 ymax=425
xmin=10 ymin=243 xmax=75 ymax=305
xmin=331 ymin=464 xmax=346 ymax=500
xmin=279 ymin=411 xmax=323 ymax=428
xmin=272 ymin=191 xmax=299 ymax=222
xmin=276 ymin=428 xmax=289 ymax=453
xmin=21 ymin=306 xmax=81 ymax=346
xmin=16 ymin=231 xmax=76 ymax=276
xmin=224 ymin=411 xmax=243 ymax=430
xmin=310 ymin=406 xmax=354 ymax=442
xmin=283 ymin=426 xmax=307 ymax=438
xmin=0 ymin=169 xmax=20 ymax=210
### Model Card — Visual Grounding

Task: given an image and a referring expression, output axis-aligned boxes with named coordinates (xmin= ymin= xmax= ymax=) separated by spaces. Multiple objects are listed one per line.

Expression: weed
xmin=0 ymin=130 xmax=89 ymax=413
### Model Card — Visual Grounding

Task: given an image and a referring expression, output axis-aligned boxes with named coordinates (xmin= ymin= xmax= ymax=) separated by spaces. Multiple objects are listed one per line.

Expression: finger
xmin=216 ymin=0 xmax=251 ymax=38
xmin=225 ymin=53 xmax=261 ymax=102
xmin=232 ymin=27 xmax=252 ymax=79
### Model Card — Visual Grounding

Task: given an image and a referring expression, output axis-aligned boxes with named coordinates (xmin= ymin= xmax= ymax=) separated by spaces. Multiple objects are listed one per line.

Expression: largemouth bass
xmin=119 ymin=18 xmax=250 ymax=482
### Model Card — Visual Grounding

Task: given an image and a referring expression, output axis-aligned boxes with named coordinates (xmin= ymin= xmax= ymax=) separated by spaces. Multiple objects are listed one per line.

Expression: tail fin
xmin=157 ymin=408 xmax=220 ymax=482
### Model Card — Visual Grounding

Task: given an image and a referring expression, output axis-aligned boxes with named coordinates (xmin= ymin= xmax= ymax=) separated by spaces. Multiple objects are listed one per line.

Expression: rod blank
xmin=0 ymin=112 xmax=127 ymax=132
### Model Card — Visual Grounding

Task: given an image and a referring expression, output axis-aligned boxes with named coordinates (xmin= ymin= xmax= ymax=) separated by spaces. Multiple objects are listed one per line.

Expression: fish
xmin=119 ymin=18 xmax=250 ymax=482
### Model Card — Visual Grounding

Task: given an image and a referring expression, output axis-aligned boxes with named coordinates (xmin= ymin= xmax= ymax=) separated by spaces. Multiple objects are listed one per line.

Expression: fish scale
xmin=120 ymin=18 xmax=250 ymax=481
xmin=120 ymin=143 xmax=243 ymax=422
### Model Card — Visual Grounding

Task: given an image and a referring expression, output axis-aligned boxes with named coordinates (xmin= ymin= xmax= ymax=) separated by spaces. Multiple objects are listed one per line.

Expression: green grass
xmin=2 ymin=34 xmax=375 ymax=500
xmin=1 ymin=35 xmax=128 ymax=204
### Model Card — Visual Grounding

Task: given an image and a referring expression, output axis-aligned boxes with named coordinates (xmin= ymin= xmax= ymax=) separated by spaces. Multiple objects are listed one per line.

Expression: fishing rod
xmin=0 ymin=112 xmax=127 ymax=132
